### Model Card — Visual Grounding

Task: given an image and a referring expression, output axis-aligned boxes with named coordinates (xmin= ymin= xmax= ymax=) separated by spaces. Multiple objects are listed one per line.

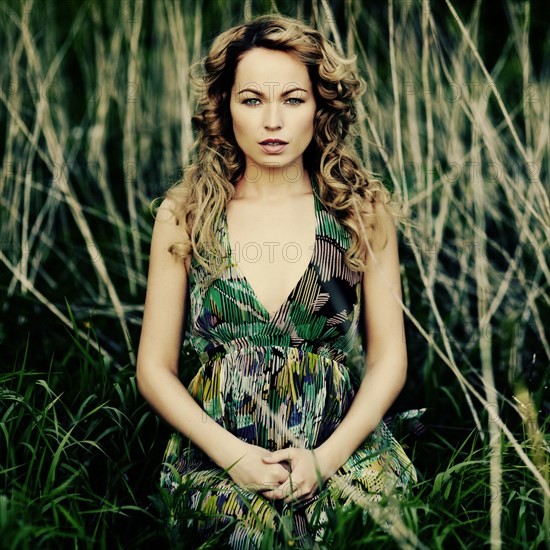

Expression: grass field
xmin=0 ymin=0 xmax=548 ymax=548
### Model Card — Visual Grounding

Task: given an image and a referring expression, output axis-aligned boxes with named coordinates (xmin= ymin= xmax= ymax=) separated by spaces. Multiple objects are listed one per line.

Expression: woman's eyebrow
xmin=236 ymin=86 xmax=309 ymax=97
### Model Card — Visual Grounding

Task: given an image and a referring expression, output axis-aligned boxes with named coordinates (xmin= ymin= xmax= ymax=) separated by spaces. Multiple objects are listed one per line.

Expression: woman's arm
xmin=261 ymin=201 xmax=408 ymax=502
xmin=136 ymin=199 xmax=290 ymax=493
xmin=314 ymin=201 xmax=408 ymax=473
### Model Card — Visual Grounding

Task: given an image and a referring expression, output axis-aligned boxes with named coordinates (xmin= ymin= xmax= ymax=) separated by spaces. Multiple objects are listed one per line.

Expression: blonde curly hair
xmin=154 ymin=14 xmax=406 ymax=287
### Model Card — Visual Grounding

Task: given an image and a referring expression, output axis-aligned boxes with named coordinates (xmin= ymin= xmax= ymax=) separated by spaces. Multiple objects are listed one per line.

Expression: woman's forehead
xmin=232 ymin=48 xmax=311 ymax=91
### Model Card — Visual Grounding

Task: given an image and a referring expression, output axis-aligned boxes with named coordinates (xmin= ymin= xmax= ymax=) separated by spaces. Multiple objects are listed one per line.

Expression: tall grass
xmin=0 ymin=315 xmax=165 ymax=547
xmin=0 ymin=0 xmax=548 ymax=547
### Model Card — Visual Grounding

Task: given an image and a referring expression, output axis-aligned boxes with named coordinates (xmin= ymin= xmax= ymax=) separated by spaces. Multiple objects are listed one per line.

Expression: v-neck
xmin=222 ymin=177 xmax=320 ymax=321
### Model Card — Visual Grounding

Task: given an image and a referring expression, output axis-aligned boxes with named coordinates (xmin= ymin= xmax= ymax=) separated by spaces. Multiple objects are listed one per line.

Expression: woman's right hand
xmin=225 ymin=441 xmax=291 ymax=496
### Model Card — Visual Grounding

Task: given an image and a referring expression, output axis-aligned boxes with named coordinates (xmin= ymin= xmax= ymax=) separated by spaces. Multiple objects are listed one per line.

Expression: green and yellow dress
xmin=160 ymin=175 xmax=421 ymax=548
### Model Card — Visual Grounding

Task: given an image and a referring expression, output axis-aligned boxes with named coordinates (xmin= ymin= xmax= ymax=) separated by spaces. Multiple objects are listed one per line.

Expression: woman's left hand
xmin=260 ymin=447 xmax=334 ymax=503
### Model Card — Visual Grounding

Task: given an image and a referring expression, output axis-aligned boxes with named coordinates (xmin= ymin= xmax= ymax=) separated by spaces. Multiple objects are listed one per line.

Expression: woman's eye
xmin=242 ymin=98 xmax=261 ymax=106
xmin=286 ymin=98 xmax=305 ymax=105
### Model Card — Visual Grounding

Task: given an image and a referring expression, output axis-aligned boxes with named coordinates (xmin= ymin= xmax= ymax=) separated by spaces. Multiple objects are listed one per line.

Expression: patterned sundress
xmin=159 ymin=174 xmax=421 ymax=548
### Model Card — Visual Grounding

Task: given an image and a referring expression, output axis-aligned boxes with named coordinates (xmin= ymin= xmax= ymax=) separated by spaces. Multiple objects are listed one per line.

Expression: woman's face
xmin=229 ymin=47 xmax=316 ymax=180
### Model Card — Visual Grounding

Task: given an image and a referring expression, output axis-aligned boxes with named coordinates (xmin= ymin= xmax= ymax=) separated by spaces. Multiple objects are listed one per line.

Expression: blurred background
xmin=0 ymin=0 xmax=548 ymax=547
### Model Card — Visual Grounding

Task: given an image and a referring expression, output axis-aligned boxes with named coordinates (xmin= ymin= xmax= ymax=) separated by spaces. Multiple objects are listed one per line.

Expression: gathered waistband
xmin=199 ymin=343 xmax=302 ymax=366
xmin=197 ymin=342 xmax=355 ymax=379
xmin=200 ymin=344 xmax=228 ymax=364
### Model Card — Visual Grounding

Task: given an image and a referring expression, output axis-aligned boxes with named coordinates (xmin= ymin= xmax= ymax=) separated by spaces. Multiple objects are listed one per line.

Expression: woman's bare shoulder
xmin=152 ymin=197 xmax=192 ymax=271
xmin=355 ymin=196 xmax=396 ymax=251
xmin=155 ymin=197 xmax=191 ymax=239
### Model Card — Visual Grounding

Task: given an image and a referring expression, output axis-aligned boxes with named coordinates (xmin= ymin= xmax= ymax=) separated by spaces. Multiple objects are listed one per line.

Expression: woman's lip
xmin=259 ymin=143 xmax=288 ymax=154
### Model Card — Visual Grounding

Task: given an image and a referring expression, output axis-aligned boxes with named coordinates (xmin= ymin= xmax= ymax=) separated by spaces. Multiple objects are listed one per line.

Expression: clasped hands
xmin=227 ymin=441 xmax=337 ymax=504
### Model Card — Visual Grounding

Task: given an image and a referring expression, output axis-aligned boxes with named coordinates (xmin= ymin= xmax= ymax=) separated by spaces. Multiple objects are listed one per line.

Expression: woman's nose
xmin=264 ymin=103 xmax=282 ymax=130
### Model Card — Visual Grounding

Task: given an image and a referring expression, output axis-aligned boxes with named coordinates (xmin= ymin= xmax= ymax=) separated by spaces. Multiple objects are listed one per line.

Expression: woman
xmin=136 ymin=13 xmax=419 ymax=548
